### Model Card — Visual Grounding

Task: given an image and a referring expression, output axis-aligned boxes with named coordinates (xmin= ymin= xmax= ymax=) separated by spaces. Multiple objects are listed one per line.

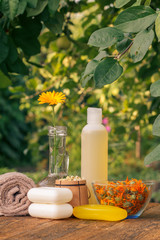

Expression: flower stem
xmin=52 ymin=106 xmax=55 ymax=127
xmin=52 ymin=106 xmax=57 ymax=174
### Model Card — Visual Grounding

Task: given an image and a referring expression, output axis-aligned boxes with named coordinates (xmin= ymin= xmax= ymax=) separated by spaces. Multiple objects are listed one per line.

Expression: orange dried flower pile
xmin=93 ymin=177 xmax=149 ymax=215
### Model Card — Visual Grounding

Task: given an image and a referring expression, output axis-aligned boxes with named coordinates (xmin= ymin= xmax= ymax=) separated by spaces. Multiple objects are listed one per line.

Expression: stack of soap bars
xmin=27 ymin=187 xmax=73 ymax=219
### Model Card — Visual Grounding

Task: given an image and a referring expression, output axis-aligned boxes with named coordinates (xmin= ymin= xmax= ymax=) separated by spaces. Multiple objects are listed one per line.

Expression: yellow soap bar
xmin=73 ymin=204 xmax=127 ymax=221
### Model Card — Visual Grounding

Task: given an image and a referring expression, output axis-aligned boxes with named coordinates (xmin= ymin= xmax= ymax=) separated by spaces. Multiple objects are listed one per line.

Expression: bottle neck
xmin=87 ymin=121 xmax=102 ymax=125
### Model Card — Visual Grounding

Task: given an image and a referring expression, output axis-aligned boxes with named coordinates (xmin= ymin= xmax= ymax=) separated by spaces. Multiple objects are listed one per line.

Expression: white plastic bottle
xmin=81 ymin=107 xmax=108 ymax=204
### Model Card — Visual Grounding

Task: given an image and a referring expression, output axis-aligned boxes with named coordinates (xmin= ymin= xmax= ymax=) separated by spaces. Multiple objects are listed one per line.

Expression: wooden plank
xmin=10 ymin=218 xmax=118 ymax=240
xmin=0 ymin=216 xmax=53 ymax=240
xmin=89 ymin=203 xmax=160 ymax=240
xmin=0 ymin=203 xmax=159 ymax=240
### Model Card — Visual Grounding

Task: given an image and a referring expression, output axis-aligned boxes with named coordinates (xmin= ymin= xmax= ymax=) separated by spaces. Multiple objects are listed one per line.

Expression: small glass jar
xmin=38 ymin=126 xmax=69 ymax=187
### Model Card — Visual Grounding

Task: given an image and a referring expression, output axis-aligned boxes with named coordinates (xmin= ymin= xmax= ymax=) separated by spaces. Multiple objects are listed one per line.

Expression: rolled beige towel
xmin=0 ymin=172 xmax=36 ymax=216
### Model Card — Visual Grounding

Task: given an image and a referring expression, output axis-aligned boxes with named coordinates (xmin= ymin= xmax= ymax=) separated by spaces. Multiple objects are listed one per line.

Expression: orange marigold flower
xmin=38 ymin=91 xmax=66 ymax=105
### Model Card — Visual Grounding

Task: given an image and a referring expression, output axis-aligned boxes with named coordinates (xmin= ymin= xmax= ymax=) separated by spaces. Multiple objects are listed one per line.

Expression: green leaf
xmin=12 ymin=17 xmax=42 ymax=57
xmin=27 ymin=0 xmax=48 ymax=17
xmin=82 ymin=74 xmax=93 ymax=88
xmin=115 ymin=0 xmax=131 ymax=8
xmin=153 ymin=114 xmax=160 ymax=137
xmin=114 ymin=6 xmax=157 ymax=33
xmin=94 ymin=58 xmax=123 ymax=88
xmin=9 ymin=86 xmax=25 ymax=93
xmin=130 ymin=29 xmax=154 ymax=63
xmin=81 ymin=60 xmax=99 ymax=87
xmin=26 ymin=78 xmax=38 ymax=90
xmin=144 ymin=0 xmax=151 ymax=6
xmin=44 ymin=12 xmax=64 ymax=34
xmin=83 ymin=60 xmax=99 ymax=78
xmin=155 ymin=13 xmax=160 ymax=42
xmin=7 ymin=58 xmax=29 ymax=75
xmin=0 ymin=70 xmax=11 ymax=88
xmin=7 ymin=37 xmax=18 ymax=64
xmin=150 ymin=80 xmax=160 ymax=97
xmin=144 ymin=144 xmax=160 ymax=165
xmin=88 ymin=27 xmax=124 ymax=48
xmin=132 ymin=0 xmax=142 ymax=6
xmin=0 ymin=30 xmax=9 ymax=64
xmin=39 ymin=31 xmax=56 ymax=47
xmin=27 ymin=0 xmax=38 ymax=8
xmin=17 ymin=0 xmax=27 ymax=15
xmin=94 ymin=51 xmax=108 ymax=61
xmin=62 ymin=80 xmax=77 ymax=89
xmin=48 ymin=0 xmax=59 ymax=13
xmin=0 ymin=0 xmax=19 ymax=20
xmin=116 ymin=37 xmax=132 ymax=52
xmin=27 ymin=60 xmax=43 ymax=68
xmin=0 ymin=63 xmax=8 ymax=76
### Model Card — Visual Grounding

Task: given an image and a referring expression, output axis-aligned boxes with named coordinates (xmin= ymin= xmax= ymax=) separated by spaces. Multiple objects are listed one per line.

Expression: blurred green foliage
xmin=81 ymin=0 xmax=160 ymax=166
xmin=0 ymin=90 xmax=30 ymax=167
xmin=0 ymin=0 xmax=160 ymax=190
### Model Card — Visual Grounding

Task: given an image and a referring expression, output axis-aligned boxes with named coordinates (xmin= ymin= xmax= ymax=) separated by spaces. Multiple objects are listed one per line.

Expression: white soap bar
xmin=27 ymin=187 xmax=73 ymax=204
xmin=28 ymin=203 xmax=73 ymax=219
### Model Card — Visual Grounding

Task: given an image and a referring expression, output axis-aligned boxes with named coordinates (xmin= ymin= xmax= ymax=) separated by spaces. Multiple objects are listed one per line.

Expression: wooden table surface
xmin=0 ymin=203 xmax=160 ymax=240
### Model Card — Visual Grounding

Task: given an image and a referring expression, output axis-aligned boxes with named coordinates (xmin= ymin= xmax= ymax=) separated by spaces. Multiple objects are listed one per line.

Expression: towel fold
xmin=0 ymin=172 xmax=36 ymax=216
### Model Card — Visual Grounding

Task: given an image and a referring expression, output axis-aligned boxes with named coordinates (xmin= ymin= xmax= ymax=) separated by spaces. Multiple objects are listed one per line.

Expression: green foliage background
xmin=0 ymin=0 xmax=160 ymax=194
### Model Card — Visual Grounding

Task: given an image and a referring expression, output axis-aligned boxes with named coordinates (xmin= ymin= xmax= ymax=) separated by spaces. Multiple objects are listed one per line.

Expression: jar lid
xmin=55 ymin=179 xmax=86 ymax=186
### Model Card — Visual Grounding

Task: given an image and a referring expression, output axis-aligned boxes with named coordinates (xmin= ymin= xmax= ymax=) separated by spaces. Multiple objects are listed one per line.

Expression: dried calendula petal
xmin=106 ymin=196 xmax=112 ymax=200
xmin=123 ymin=202 xmax=132 ymax=208
xmin=130 ymin=180 xmax=136 ymax=185
xmin=130 ymin=195 xmax=136 ymax=200
xmin=125 ymin=188 xmax=130 ymax=194
xmin=94 ymin=177 xmax=150 ymax=215
xmin=127 ymin=209 xmax=132 ymax=213
xmin=108 ymin=190 xmax=114 ymax=196
xmin=138 ymin=195 xmax=144 ymax=201
xmin=115 ymin=197 xmax=121 ymax=202
xmin=109 ymin=203 xmax=115 ymax=206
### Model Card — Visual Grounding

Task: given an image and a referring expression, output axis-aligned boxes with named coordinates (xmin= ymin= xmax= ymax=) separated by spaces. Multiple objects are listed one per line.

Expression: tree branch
xmin=116 ymin=41 xmax=133 ymax=60
xmin=25 ymin=83 xmax=56 ymax=100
